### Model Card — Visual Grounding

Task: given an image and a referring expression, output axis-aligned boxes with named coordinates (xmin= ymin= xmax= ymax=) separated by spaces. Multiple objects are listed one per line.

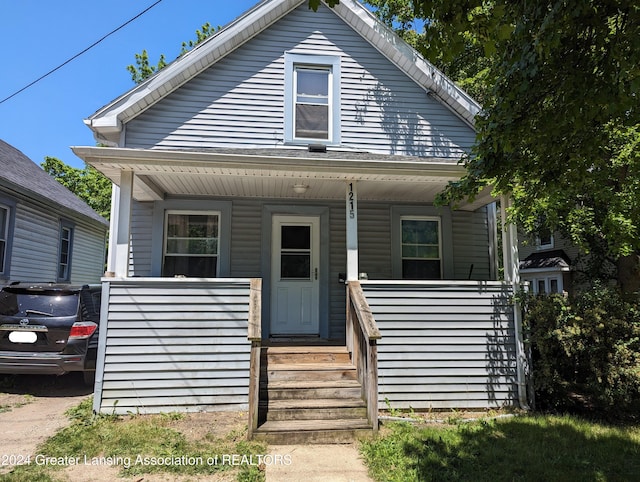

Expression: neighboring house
xmin=73 ymin=0 xmax=527 ymax=440
xmin=519 ymin=231 xmax=579 ymax=295
xmin=0 ymin=140 xmax=108 ymax=285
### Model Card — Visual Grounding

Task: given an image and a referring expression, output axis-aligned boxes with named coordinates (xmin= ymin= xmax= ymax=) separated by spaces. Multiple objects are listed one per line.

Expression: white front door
xmin=270 ymin=215 xmax=320 ymax=335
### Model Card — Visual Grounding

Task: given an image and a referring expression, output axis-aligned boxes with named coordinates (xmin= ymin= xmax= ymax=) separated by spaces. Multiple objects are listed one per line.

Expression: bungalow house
xmin=0 ymin=139 xmax=107 ymax=285
xmin=73 ymin=0 xmax=526 ymax=442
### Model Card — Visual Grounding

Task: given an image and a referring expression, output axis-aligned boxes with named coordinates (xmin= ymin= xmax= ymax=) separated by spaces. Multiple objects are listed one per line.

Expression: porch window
xmin=284 ymin=53 xmax=341 ymax=145
xmin=57 ymin=220 xmax=74 ymax=282
xmin=529 ymin=275 xmax=563 ymax=295
xmin=163 ymin=211 xmax=219 ymax=277
xmin=400 ymin=217 xmax=442 ymax=279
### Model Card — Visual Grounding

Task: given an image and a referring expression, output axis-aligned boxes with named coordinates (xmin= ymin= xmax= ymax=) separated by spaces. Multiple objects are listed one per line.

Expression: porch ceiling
xmin=72 ymin=146 xmax=494 ymax=209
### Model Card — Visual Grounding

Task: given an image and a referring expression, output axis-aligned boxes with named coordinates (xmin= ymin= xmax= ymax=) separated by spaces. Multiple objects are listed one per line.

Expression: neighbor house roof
xmin=85 ymin=0 xmax=481 ymax=145
xmin=519 ymin=250 xmax=571 ymax=272
xmin=0 ymin=140 xmax=108 ymax=226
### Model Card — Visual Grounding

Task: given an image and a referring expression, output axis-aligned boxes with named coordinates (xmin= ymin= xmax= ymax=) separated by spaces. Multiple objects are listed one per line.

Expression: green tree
xmin=363 ymin=0 xmax=639 ymax=293
xmin=41 ymin=157 xmax=112 ymax=221
xmin=127 ymin=23 xmax=218 ymax=84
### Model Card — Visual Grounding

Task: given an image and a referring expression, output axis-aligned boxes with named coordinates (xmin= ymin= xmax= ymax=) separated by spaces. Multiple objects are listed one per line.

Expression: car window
xmin=0 ymin=290 xmax=79 ymax=317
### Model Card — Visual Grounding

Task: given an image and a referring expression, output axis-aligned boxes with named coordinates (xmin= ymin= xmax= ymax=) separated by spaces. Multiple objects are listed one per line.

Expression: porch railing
xmin=247 ymin=278 xmax=262 ymax=439
xmin=346 ymin=281 xmax=381 ymax=432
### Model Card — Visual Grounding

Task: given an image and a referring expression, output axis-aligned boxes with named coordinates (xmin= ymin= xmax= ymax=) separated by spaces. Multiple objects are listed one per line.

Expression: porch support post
xmin=500 ymin=195 xmax=530 ymax=410
xmin=105 ymin=184 xmax=120 ymax=275
xmin=346 ymin=181 xmax=359 ymax=281
xmin=114 ymin=170 xmax=134 ymax=278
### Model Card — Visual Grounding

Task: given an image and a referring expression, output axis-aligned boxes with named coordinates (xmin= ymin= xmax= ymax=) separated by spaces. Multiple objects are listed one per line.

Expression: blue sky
xmin=0 ymin=0 xmax=260 ymax=169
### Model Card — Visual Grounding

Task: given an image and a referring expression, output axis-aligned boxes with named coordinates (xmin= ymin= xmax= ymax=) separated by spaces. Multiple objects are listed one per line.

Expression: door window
xmin=280 ymin=225 xmax=311 ymax=279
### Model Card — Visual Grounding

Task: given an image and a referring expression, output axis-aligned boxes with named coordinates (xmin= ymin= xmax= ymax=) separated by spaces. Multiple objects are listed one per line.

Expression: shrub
xmin=522 ymin=285 xmax=640 ymax=415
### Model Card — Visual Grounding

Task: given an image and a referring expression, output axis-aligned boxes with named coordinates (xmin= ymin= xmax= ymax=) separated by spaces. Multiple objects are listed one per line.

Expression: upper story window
xmin=163 ymin=211 xmax=219 ymax=277
xmin=284 ymin=53 xmax=341 ymax=145
xmin=400 ymin=217 xmax=442 ymax=279
xmin=58 ymin=220 xmax=74 ymax=282
xmin=536 ymin=230 xmax=554 ymax=250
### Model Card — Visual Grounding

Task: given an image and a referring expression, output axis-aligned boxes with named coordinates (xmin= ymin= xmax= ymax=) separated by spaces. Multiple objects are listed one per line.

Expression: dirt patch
xmin=1 ymin=375 xmax=253 ymax=481
xmin=0 ymin=373 xmax=91 ymax=474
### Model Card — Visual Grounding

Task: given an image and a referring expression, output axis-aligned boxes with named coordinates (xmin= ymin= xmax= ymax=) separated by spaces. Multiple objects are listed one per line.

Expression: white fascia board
xmin=71 ymin=146 xmax=466 ymax=179
xmin=332 ymin=0 xmax=481 ymax=127
xmin=87 ymin=0 xmax=305 ymax=138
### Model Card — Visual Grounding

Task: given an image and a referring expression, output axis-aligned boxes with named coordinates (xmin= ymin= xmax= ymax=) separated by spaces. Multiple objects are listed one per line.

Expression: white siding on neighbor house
xmin=8 ymin=200 xmax=106 ymax=285
xmin=124 ymin=4 xmax=475 ymax=158
xmin=10 ymin=202 xmax=59 ymax=281
xmin=362 ymin=281 xmax=518 ymax=409
xmin=94 ymin=279 xmax=253 ymax=414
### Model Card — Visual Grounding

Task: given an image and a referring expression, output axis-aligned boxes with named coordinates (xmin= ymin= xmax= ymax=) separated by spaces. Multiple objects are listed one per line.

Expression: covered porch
xmin=75 ymin=146 xmax=526 ymax=440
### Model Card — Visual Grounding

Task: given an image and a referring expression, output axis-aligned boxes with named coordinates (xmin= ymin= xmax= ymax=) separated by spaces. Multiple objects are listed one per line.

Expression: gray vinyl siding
xmin=6 ymin=199 xmax=106 ymax=284
xmin=124 ymin=4 xmax=474 ymax=158
xmin=68 ymin=222 xmax=106 ymax=284
xmin=94 ymin=279 xmax=253 ymax=414
xmin=129 ymin=201 xmax=154 ymax=277
xmin=361 ymin=281 xmax=518 ymax=409
xmin=10 ymin=202 xmax=59 ymax=281
xmin=129 ymin=198 xmax=492 ymax=340
xmin=452 ymin=207 xmax=492 ymax=280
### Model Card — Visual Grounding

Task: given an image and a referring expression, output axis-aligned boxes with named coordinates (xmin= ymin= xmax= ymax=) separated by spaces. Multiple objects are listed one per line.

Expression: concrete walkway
xmin=265 ymin=444 xmax=374 ymax=482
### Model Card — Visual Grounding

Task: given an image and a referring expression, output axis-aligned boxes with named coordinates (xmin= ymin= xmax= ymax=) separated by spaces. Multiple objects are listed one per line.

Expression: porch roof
xmin=72 ymin=146 xmax=494 ymax=210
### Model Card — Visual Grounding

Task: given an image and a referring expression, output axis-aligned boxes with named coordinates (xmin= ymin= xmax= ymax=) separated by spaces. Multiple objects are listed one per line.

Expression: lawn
xmin=360 ymin=414 xmax=640 ymax=481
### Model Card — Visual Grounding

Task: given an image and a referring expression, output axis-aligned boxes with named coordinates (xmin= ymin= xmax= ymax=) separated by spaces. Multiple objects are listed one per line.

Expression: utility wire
xmin=0 ymin=0 xmax=163 ymax=106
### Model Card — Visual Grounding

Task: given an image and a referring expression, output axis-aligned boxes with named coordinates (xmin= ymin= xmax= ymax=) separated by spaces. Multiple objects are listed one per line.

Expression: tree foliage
xmin=127 ymin=23 xmax=219 ymax=84
xmin=365 ymin=0 xmax=639 ymax=292
xmin=41 ymin=157 xmax=112 ymax=221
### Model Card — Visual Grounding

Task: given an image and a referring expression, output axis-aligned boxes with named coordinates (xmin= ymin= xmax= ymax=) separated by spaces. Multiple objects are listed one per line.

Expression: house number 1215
xmin=348 ymin=183 xmax=355 ymax=219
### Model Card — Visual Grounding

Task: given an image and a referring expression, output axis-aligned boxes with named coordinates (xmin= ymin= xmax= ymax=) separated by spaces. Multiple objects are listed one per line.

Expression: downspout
xmin=501 ymin=196 xmax=530 ymax=410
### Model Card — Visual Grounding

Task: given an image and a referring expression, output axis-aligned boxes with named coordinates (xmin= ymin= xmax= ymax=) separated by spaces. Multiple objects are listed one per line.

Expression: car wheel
xmin=82 ymin=370 xmax=96 ymax=387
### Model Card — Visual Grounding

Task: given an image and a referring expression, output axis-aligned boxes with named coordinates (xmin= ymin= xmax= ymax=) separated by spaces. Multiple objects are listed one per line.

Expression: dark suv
xmin=0 ymin=282 xmax=101 ymax=385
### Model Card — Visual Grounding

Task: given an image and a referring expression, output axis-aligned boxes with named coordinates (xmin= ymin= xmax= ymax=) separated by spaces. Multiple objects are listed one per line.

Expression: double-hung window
xmin=284 ymin=53 xmax=341 ymax=145
xmin=400 ymin=217 xmax=442 ymax=279
xmin=163 ymin=211 xmax=220 ymax=277
xmin=58 ymin=220 xmax=74 ymax=282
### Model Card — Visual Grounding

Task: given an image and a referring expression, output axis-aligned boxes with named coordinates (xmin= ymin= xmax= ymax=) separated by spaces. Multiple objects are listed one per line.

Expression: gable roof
xmin=85 ymin=0 xmax=481 ymax=146
xmin=0 ymin=140 xmax=108 ymax=226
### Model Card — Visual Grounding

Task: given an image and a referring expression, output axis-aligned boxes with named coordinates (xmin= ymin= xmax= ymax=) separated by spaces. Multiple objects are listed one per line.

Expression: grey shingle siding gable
xmin=0 ymin=139 xmax=108 ymax=227
xmin=124 ymin=4 xmax=475 ymax=158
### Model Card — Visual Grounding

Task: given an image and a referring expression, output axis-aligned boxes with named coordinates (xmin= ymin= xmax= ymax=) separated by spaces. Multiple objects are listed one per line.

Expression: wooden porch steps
xmin=252 ymin=345 xmax=375 ymax=444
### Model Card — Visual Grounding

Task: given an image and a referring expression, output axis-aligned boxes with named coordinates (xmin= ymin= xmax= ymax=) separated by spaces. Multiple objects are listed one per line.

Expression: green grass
xmin=360 ymin=414 xmax=640 ymax=481
xmin=2 ymin=398 xmax=267 ymax=482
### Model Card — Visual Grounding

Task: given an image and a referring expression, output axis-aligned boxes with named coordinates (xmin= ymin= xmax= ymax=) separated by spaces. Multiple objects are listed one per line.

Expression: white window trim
xmin=162 ymin=210 xmax=221 ymax=277
xmin=535 ymin=233 xmax=554 ymax=250
xmin=391 ymin=206 xmax=454 ymax=280
xmin=57 ymin=219 xmax=74 ymax=282
xmin=284 ymin=52 xmax=341 ymax=146
xmin=0 ymin=204 xmax=9 ymax=276
xmin=524 ymin=273 xmax=564 ymax=295
xmin=399 ymin=215 xmax=443 ymax=279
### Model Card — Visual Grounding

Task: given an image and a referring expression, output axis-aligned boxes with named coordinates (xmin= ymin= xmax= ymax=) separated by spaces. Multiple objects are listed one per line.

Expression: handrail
xmin=346 ymin=281 xmax=380 ymax=432
xmin=348 ymin=282 xmax=381 ymax=340
xmin=247 ymin=278 xmax=262 ymax=439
